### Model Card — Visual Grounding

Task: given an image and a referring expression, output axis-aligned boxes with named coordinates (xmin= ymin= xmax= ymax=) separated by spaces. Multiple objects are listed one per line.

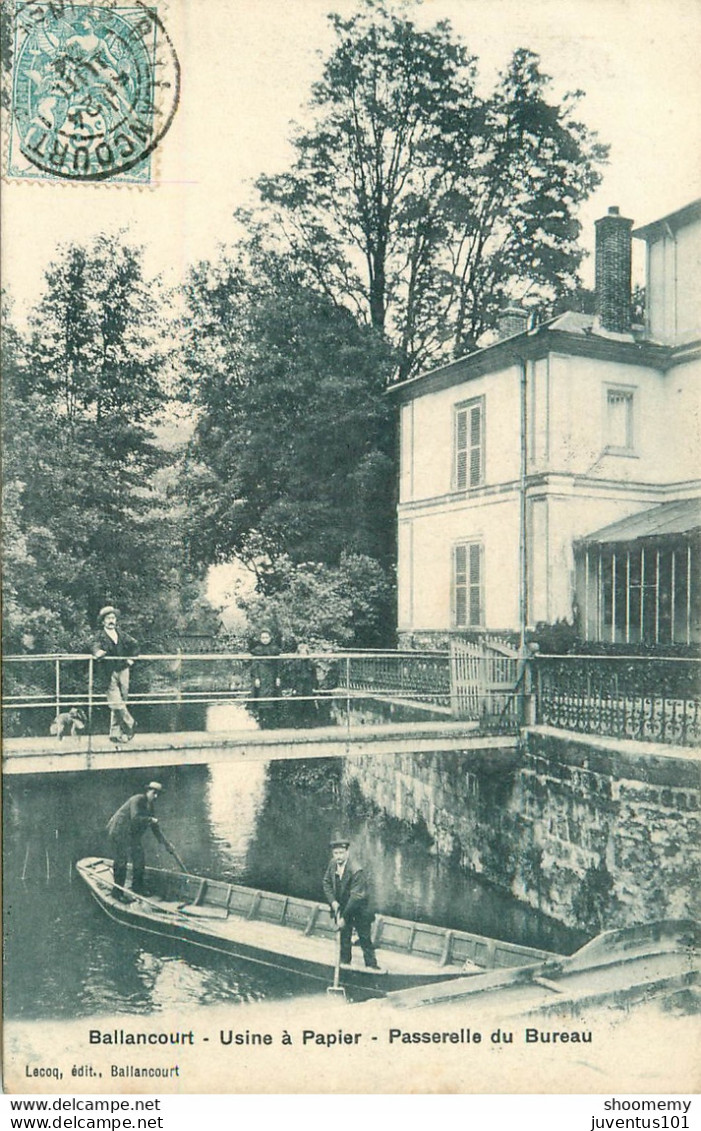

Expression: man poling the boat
xmin=323 ymin=832 xmax=380 ymax=970
xmin=106 ymin=782 xmax=183 ymax=900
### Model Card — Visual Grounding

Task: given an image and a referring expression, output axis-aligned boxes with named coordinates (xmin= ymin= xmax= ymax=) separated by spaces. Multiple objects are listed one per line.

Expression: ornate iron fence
xmin=346 ymin=650 xmax=451 ymax=706
xmin=533 ymin=654 xmax=701 ymax=746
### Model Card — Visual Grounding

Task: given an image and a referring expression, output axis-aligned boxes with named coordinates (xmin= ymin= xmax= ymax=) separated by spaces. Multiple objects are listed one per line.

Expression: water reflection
xmin=3 ymin=757 xmax=584 ymax=1020
xmin=205 ymin=762 xmax=267 ymax=871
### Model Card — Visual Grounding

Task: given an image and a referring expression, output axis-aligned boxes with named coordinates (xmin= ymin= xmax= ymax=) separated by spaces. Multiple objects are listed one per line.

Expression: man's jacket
xmin=107 ymin=793 xmax=165 ymax=847
xmin=92 ymin=629 xmax=138 ymax=678
xmin=323 ymin=857 xmax=373 ymax=920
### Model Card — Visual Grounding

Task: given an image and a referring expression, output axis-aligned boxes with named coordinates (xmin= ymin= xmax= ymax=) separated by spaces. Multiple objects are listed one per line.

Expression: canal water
xmin=3 ymin=757 xmax=583 ymax=1019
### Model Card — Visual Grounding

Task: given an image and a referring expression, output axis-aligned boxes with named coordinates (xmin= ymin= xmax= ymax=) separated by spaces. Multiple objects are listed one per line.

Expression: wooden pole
xmin=584 ymin=549 xmax=590 ymax=641
xmin=611 ymin=553 xmax=617 ymax=643
xmin=625 ymin=551 xmax=631 ymax=645
xmin=87 ymin=656 xmax=94 ymax=755
xmin=671 ymin=550 xmax=676 ymax=643
xmin=655 ymin=550 xmax=661 ymax=645
xmin=54 ymin=659 xmax=61 ymax=731
xmin=640 ymin=548 xmax=646 ymax=643
xmin=687 ymin=544 xmax=692 ymax=645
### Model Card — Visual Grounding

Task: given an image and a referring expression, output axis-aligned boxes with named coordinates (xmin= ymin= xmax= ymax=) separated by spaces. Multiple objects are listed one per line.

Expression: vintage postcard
xmin=2 ymin=0 xmax=700 ymax=1097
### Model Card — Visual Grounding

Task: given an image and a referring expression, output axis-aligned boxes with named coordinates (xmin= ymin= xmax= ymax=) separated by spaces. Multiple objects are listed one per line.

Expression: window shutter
xmin=454 ymin=398 xmax=483 ymax=490
xmin=455 ymin=410 xmax=468 ymax=490
xmin=469 ymin=543 xmax=480 ymax=584
xmin=469 ymin=543 xmax=482 ymax=625
xmin=455 ymin=543 xmax=467 ymax=583
xmin=469 ymin=404 xmax=482 ymax=486
xmin=454 ymin=544 xmax=467 ymax=626
xmin=606 ymin=389 xmax=633 ymax=450
xmin=454 ymin=542 xmax=483 ymax=628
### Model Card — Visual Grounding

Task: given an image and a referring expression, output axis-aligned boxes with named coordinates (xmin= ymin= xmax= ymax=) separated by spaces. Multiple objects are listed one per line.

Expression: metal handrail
xmin=2 ymin=649 xmax=450 ymax=663
xmin=1 ymin=651 xmax=454 ymax=727
xmin=531 ymin=654 xmax=700 ymax=664
xmin=6 ymin=650 xmax=697 ymax=747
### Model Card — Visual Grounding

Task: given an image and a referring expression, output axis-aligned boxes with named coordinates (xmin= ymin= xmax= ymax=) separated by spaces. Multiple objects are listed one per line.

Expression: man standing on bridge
xmin=107 ymin=782 xmax=169 ymax=899
xmin=92 ymin=605 xmax=138 ymax=743
xmin=323 ymin=832 xmax=380 ymax=969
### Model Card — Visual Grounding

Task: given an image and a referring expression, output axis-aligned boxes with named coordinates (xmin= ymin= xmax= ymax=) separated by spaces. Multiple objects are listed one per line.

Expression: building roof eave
xmin=633 ymin=198 xmax=701 ymax=242
xmin=575 ymin=498 xmax=701 ymax=547
xmin=387 ymin=329 xmax=671 ymax=402
xmin=667 ymin=338 xmax=701 ymax=368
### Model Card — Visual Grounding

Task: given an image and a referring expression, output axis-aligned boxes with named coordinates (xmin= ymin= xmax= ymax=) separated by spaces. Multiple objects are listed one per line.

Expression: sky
xmin=3 ymin=0 xmax=701 ymax=316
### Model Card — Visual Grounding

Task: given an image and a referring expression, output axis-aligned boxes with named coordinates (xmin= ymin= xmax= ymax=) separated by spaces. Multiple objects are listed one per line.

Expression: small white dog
xmin=50 ymin=708 xmax=86 ymax=739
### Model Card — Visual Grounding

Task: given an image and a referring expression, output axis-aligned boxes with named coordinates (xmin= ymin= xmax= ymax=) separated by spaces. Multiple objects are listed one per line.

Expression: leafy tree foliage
xmin=29 ymin=236 xmax=165 ymax=423
xmin=181 ymin=252 xmax=396 ymax=573
xmin=2 ymin=238 xmax=205 ymax=654
xmin=174 ymin=2 xmax=608 ymax=649
xmin=238 ymin=553 xmax=395 ymax=650
xmin=253 ymin=1 xmax=608 ymax=378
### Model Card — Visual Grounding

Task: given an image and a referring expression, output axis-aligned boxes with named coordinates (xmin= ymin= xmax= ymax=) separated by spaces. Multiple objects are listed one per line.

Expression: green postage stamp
xmin=8 ymin=1 xmax=179 ymax=183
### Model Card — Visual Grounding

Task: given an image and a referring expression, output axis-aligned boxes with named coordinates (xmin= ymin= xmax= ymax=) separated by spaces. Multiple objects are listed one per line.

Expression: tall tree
xmin=30 ymin=235 xmax=165 ymax=423
xmin=252 ymin=2 xmax=608 ymax=378
xmin=1 ymin=295 xmax=72 ymax=651
xmin=3 ymin=239 xmax=202 ymax=652
xmin=181 ymin=250 xmax=396 ymax=575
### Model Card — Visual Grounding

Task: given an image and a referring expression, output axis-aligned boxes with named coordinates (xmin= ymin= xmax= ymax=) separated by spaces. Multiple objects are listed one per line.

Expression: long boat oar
xmin=327 ymin=915 xmax=347 ymax=999
xmin=159 ymin=833 xmax=189 ymax=874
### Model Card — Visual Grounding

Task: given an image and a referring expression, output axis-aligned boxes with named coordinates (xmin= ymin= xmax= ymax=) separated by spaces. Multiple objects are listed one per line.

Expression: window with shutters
xmin=453 ymin=542 xmax=483 ymax=628
xmin=454 ymin=397 xmax=484 ymax=490
xmin=604 ymin=386 xmax=635 ymax=454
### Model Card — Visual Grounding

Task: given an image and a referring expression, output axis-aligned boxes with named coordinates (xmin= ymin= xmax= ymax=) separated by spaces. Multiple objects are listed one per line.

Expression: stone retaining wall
xmin=343 ymin=728 xmax=700 ymax=931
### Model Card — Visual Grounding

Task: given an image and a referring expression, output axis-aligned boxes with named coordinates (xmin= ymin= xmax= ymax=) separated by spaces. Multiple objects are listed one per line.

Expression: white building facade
xmin=392 ymin=201 xmax=701 ymax=647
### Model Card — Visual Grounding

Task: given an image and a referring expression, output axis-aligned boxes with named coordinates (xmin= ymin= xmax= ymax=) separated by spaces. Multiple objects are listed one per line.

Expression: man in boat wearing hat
xmin=107 ymin=782 xmax=168 ymax=899
xmin=323 ymin=832 xmax=380 ymax=969
xmin=91 ymin=606 xmax=138 ymax=743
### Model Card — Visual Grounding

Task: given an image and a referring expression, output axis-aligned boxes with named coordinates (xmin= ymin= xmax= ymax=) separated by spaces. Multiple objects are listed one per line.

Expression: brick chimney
xmin=595 ymin=206 xmax=633 ymax=333
xmin=497 ymin=305 xmax=529 ymax=340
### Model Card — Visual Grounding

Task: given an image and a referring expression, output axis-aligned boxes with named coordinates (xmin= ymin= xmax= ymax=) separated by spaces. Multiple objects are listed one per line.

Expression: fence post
xmin=345 ymin=655 xmax=351 ymax=733
xmin=87 ymin=656 xmax=94 ymax=755
xmin=525 ymin=653 xmax=541 ymax=727
xmin=54 ymin=658 xmax=61 ymax=730
xmin=519 ymin=648 xmax=536 ymax=728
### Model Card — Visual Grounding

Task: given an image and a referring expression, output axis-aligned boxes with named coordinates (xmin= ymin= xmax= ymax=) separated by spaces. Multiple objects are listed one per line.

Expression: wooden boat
xmin=384 ymin=919 xmax=701 ymax=1011
xmin=77 ymin=857 xmax=559 ymax=996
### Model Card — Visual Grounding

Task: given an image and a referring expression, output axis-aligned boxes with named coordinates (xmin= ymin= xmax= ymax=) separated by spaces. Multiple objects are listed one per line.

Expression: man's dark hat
xmin=329 ymin=831 xmax=351 ymax=848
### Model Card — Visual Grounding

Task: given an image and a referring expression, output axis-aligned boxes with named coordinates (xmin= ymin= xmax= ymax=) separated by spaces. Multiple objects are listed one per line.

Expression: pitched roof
xmin=578 ymin=498 xmax=701 ymax=546
xmin=633 ymin=199 xmax=701 ymax=242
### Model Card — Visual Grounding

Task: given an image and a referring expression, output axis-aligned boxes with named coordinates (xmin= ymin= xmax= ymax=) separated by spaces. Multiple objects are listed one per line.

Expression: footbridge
xmin=4 ymin=646 xmax=697 ymax=774
xmin=2 ymin=723 xmax=519 ymax=775
xmin=2 ymin=648 xmax=521 ymax=775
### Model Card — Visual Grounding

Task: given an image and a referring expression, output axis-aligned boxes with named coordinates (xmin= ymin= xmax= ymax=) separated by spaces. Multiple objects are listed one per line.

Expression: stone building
xmin=390 ymin=200 xmax=701 ymax=646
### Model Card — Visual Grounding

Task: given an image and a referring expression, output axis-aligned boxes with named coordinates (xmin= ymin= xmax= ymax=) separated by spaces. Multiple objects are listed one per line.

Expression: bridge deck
xmin=2 ymin=721 xmax=519 ymax=774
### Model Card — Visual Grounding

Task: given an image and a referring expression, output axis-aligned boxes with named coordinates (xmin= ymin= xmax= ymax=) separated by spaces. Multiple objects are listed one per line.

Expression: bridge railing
xmin=345 ymin=650 xmax=451 ymax=703
xmin=1 ymin=650 xmax=456 ymax=743
xmin=6 ymin=650 xmax=695 ymax=746
xmin=532 ymin=654 xmax=701 ymax=747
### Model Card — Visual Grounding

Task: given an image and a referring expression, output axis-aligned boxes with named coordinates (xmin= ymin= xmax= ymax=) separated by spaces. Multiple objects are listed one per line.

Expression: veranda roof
xmin=578 ymin=497 xmax=701 ymax=546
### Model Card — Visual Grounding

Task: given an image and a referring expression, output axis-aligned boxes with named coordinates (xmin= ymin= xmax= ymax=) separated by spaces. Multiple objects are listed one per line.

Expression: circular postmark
xmin=11 ymin=1 xmax=179 ymax=181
